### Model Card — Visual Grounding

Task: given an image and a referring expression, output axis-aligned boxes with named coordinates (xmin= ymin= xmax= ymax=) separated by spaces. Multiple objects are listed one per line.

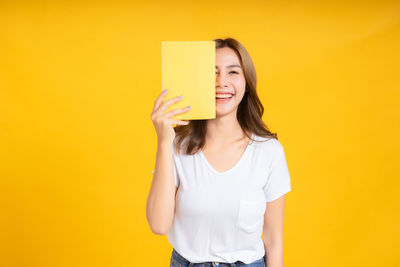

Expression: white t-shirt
xmin=152 ymin=133 xmax=292 ymax=264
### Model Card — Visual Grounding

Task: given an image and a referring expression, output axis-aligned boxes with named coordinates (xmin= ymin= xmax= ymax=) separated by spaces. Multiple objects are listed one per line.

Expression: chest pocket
xmin=236 ymin=199 xmax=266 ymax=233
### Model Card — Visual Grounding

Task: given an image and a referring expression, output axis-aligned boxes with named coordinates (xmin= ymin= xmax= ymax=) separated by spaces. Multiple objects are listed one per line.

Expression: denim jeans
xmin=170 ymin=248 xmax=266 ymax=267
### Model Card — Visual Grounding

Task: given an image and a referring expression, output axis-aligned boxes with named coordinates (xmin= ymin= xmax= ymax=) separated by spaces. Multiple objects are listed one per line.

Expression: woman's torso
xmin=166 ymin=133 xmax=290 ymax=264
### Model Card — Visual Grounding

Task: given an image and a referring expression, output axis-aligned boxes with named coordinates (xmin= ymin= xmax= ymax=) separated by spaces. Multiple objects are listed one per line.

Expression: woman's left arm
xmin=262 ymin=195 xmax=286 ymax=267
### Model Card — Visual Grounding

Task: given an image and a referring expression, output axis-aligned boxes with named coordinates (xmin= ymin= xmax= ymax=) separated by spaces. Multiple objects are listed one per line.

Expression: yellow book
xmin=161 ymin=41 xmax=216 ymax=120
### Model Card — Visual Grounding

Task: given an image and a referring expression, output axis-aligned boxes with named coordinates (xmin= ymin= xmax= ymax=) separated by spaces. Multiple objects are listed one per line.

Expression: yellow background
xmin=0 ymin=1 xmax=399 ymax=266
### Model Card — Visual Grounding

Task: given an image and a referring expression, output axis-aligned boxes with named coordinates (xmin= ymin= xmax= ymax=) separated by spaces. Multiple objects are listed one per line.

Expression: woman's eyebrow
xmin=215 ymin=64 xmax=242 ymax=69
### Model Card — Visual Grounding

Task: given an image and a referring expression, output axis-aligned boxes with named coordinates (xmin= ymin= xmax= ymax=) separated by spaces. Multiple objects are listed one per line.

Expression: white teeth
xmin=216 ymin=94 xmax=233 ymax=99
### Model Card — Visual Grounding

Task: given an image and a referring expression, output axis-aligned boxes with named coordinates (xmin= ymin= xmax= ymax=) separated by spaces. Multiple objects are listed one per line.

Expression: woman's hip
xmin=170 ymin=248 xmax=265 ymax=267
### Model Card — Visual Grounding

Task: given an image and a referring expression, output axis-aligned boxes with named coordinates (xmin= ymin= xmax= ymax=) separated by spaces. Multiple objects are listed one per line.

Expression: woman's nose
xmin=216 ymin=74 xmax=229 ymax=88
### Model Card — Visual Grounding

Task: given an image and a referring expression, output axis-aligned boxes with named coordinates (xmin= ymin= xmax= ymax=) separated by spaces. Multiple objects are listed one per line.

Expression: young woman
xmin=147 ymin=38 xmax=292 ymax=267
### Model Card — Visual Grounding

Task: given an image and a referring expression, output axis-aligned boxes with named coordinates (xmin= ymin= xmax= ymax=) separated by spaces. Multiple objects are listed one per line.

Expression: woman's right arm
xmin=146 ymin=89 xmax=190 ymax=235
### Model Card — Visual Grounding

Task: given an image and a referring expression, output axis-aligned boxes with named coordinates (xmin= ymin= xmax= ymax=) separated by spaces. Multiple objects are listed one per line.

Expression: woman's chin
xmin=215 ymin=107 xmax=237 ymax=117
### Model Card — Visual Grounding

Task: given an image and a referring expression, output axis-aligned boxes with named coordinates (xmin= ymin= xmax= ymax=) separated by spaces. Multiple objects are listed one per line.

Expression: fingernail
xmin=187 ymin=105 xmax=191 ymax=109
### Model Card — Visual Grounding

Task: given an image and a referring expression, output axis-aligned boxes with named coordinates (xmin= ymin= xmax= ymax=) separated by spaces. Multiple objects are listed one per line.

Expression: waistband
xmin=172 ymin=248 xmax=265 ymax=267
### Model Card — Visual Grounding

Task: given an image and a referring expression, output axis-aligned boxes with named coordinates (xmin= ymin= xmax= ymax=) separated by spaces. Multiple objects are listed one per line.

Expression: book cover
xmin=161 ymin=41 xmax=216 ymax=120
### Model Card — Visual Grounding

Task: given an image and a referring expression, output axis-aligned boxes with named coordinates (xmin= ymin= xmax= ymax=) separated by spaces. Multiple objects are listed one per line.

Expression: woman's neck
xmin=205 ymin=113 xmax=248 ymax=145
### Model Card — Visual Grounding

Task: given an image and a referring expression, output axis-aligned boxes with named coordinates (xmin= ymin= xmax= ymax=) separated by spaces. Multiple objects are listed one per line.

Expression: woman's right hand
xmin=151 ymin=89 xmax=191 ymax=145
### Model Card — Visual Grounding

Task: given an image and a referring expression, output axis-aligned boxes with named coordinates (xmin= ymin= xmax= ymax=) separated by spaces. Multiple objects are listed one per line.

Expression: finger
xmin=169 ymin=118 xmax=190 ymax=126
xmin=154 ymin=95 xmax=184 ymax=117
xmin=152 ymin=89 xmax=169 ymax=114
xmin=164 ymin=105 xmax=191 ymax=119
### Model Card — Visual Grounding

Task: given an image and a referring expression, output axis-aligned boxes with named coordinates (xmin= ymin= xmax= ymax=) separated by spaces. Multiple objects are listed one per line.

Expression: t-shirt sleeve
xmin=152 ymin=162 xmax=180 ymax=188
xmin=263 ymin=145 xmax=292 ymax=202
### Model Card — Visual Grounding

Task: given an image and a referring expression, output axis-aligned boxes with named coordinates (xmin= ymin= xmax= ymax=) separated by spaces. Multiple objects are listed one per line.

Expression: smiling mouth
xmin=216 ymin=94 xmax=235 ymax=99
xmin=216 ymin=94 xmax=234 ymax=103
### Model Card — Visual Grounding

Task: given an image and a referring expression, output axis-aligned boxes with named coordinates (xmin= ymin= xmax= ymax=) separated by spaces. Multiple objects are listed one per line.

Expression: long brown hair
xmin=174 ymin=37 xmax=278 ymax=155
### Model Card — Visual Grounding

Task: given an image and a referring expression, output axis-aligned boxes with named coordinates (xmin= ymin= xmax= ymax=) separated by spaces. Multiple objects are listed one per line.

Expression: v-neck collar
xmin=199 ymin=133 xmax=254 ymax=175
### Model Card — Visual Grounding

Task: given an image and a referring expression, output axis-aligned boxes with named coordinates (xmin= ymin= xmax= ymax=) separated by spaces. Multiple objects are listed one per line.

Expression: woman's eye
xmin=215 ymin=72 xmax=238 ymax=75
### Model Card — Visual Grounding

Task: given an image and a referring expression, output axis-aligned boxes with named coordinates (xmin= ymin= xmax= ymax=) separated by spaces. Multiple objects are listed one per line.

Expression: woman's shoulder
xmin=251 ymin=134 xmax=284 ymax=156
xmin=173 ymin=134 xmax=191 ymax=156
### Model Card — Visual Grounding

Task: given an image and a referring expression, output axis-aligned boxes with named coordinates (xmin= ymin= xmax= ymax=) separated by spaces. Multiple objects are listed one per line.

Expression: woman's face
xmin=215 ymin=47 xmax=246 ymax=118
